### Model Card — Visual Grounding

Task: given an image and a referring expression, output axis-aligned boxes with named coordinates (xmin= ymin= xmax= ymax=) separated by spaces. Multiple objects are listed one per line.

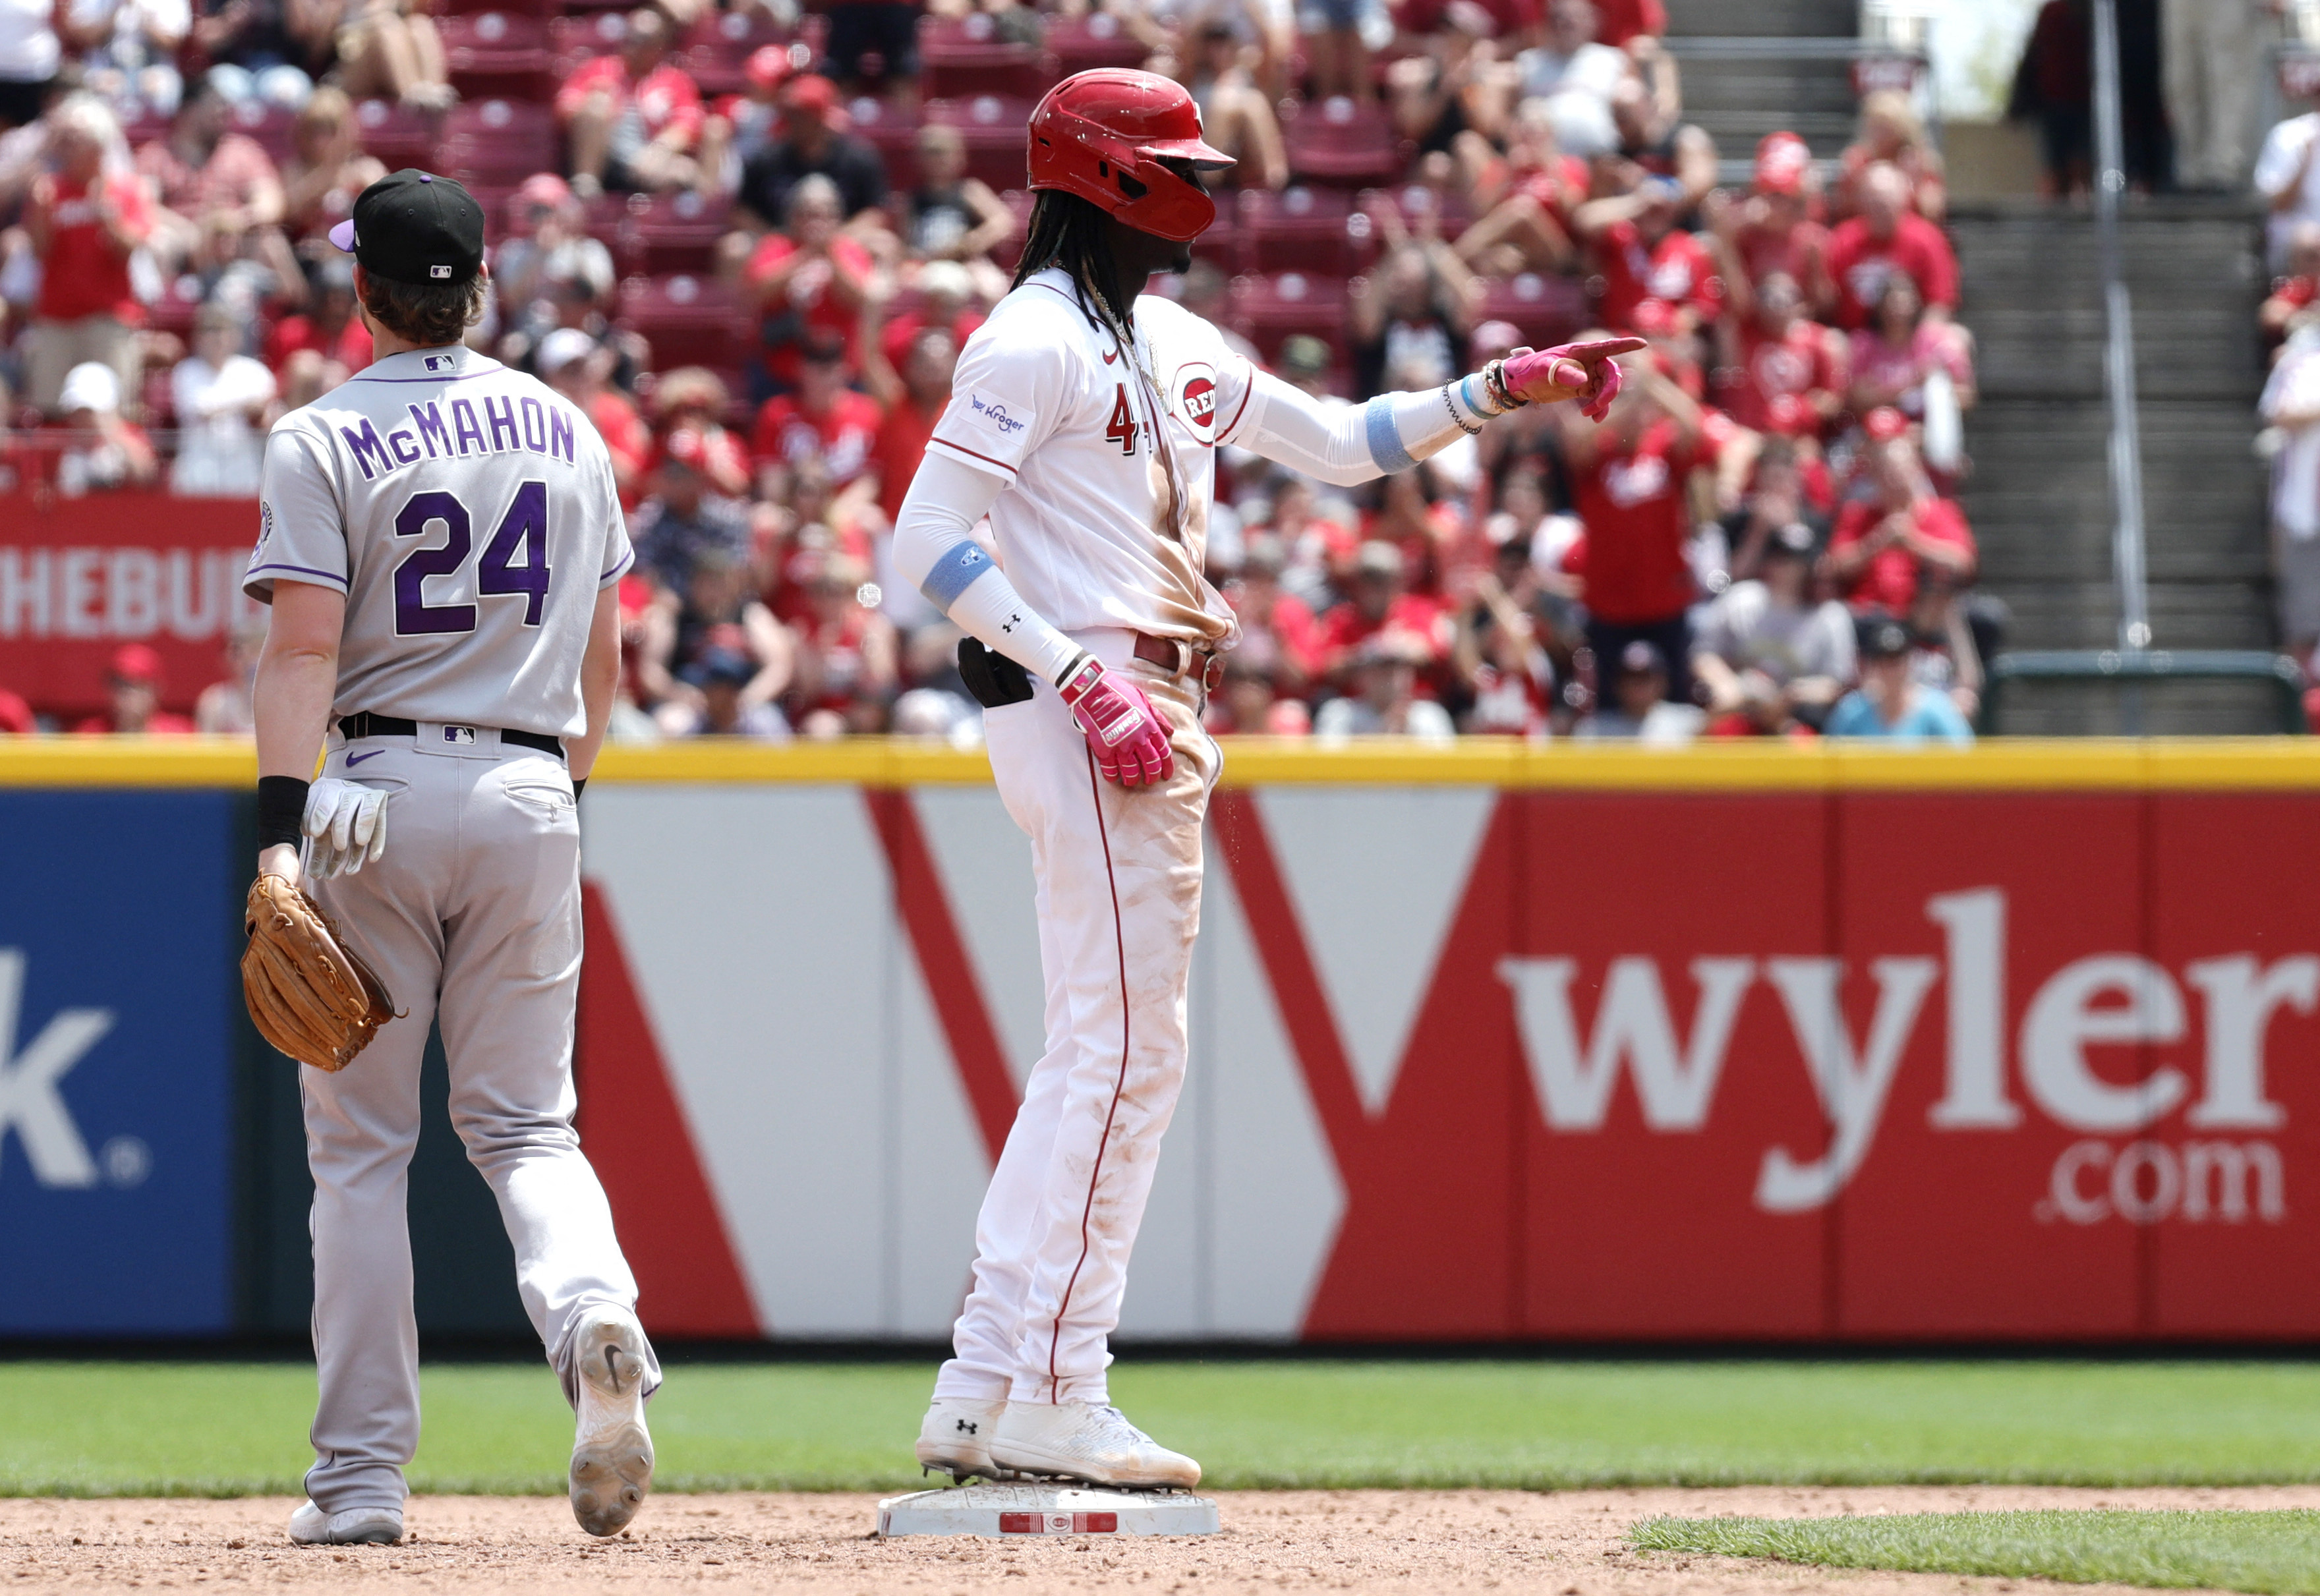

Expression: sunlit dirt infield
xmin=7 ymin=1486 xmax=2319 ymax=1595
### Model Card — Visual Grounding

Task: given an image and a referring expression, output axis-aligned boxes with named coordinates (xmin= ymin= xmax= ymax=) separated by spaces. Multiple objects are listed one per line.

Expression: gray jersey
xmin=243 ymin=344 xmax=633 ymax=739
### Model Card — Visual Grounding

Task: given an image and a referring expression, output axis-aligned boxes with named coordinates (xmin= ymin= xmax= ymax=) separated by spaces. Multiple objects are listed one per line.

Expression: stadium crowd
xmin=0 ymin=0 xmax=1990 ymax=745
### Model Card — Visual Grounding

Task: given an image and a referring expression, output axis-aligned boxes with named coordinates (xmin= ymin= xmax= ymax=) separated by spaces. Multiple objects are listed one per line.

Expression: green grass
xmin=1632 ymin=1510 xmax=2320 ymax=1594
xmin=9 ymin=1360 xmax=2320 ymax=1496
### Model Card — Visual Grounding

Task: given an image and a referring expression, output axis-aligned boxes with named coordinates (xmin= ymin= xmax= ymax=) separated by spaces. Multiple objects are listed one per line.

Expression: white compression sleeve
xmin=890 ymin=451 xmax=1086 ymax=685
xmin=1231 ymin=367 xmax=1507 ymax=487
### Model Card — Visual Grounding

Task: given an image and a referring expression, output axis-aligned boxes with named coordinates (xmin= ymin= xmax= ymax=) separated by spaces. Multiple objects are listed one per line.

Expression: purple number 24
xmin=393 ymin=482 xmax=552 ymax=636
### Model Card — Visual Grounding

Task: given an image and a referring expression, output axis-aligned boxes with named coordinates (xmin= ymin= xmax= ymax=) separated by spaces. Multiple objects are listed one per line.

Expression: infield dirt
xmin=7 ymin=1486 xmax=2318 ymax=1595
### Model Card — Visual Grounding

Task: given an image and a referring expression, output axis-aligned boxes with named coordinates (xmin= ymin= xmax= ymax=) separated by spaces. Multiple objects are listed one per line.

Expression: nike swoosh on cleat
xmin=345 ymin=749 xmax=384 ymax=766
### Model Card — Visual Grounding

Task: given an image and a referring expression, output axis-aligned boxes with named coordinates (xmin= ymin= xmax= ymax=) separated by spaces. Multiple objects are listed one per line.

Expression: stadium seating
xmin=440 ymin=11 xmax=554 ymax=100
xmin=353 ymin=100 xmax=443 ymax=169
xmin=614 ymin=188 xmax=730 ymax=275
xmin=925 ymin=95 xmax=1039 ymax=192
xmin=1476 ymin=271 xmax=1588 ymax=348
xmin=919 ymin=14 xmax=1057 ymax=101
xmin=436 ymin=98 xmax=558 ymax=187
xmin=1044 ymin=11 xmax=1147 ymax=74
xmin=1227 ymin=270 xmax=1350 ymax=364
xmin=844 ymin=94 xmax=924 ymax=191
xmin=616 ymin=272 xmax=749 ymax=372
xmin=1240 ymin=185 xmax=1368 ymax=277
xmin=1282 ymin=96 xmax=1403 ymax=188
xmin=225 ymin=100 xmax=297 ymax=164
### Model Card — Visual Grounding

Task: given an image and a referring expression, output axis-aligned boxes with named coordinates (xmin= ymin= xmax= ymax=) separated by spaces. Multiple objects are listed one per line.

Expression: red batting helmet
xmin=1026 ymin=69 xmax=1236 ymax=243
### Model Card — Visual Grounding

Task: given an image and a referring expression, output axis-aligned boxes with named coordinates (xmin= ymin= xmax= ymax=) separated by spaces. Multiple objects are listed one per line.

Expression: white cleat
xmin=915 ymin=1396 xmax=1008 ymax=1481
xmin=569 ymin=1307 xmax=655 ymax=1537
xmin=987 ymin=1400 xmax=1201 ymax=1490
xmin=287 ymin=1500 xmax=403 ymax=1545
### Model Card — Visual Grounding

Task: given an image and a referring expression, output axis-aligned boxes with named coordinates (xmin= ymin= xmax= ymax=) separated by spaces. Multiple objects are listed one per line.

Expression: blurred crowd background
xmin=0 ymin=0 xmax=2306 ymax=744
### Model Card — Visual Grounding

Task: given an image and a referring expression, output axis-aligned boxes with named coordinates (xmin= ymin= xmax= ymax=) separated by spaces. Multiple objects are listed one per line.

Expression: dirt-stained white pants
xmin=934 ymin=631 xmax=1221 ymax=1406
xmin=301 ymin=731 xmax=656 ymax=1512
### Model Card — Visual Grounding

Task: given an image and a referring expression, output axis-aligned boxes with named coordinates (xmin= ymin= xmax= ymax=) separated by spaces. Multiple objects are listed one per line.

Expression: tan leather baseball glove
xmin=242 ymin=873 xmax=397 ymax=1071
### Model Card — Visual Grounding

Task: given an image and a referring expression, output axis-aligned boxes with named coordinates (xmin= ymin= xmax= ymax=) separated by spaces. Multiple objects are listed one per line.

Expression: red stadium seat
xmin=352 ymin=100 xmax=442 ymax=169
xmin=920 ymin=15 xmax=1058 ymax=101
xmin=618 ymin=272 xmax=749 ymax=372
xmin=1359 ymin=182 xmax=1475 ymax=241
xmin=441 ymin=11 xmax=553 ymax=98
xmin=1227 ymin=270 xmax=1350 ymax=365
xmin=1045 ymin=11 xmax=1146 ymax=74
xmin=925 ymin=95 xmax=1037 ymax=192
xmin=615 ymin=188 xmax=731 ymax=274
xmin=683 ymin=5 xmax=792 ymax=55
xmin=1282 ymin=96 xmax=1403 ymax=188
xmin=845 ymin=93 xmax=924 ymax=190
xmin=438 ymin=98 xmax=557 ymax=186
xmin=223 ymin=100 xmax=297 ymax=164
xmin=1476 ymin=271 xmax=1589 ymax=348
xmin=1239 ymin=185 xmax=1365 ymax=276
xmin=1188 ymin=192 xmax=1245 ymax=275
xmin=548 ymin=10 xmax=627 ymax=63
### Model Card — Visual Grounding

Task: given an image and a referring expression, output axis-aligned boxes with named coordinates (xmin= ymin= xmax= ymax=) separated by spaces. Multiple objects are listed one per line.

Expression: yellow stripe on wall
xmin=5 ymin=736 xmax=2320 ymax=790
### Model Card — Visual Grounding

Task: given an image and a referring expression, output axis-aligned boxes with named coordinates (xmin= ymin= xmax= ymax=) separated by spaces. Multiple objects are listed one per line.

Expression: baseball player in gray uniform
xmin=243 ymin=170 xmax=657 ymax=1547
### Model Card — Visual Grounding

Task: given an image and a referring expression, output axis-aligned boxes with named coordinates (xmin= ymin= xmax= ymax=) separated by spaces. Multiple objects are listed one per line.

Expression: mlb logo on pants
xmin=442 ymin=726 xmax=477 ymax=745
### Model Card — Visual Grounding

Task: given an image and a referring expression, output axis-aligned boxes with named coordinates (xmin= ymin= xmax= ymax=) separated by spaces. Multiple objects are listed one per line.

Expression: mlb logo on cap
xmin=329 ymin=169 xmax=486 ymax=287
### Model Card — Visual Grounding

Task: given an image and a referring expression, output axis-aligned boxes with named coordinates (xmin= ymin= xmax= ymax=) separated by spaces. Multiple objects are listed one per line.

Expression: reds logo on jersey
xmin=1601 ymin=453 xmax=1671 ymax=508
xmin=1173 ymin=362 xmax=1218 ymax=440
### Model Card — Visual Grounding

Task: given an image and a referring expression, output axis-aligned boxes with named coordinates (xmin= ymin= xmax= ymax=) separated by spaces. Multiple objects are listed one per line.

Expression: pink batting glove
xmin=1057 ymin=655 xmax=1175 ymax=788
xmin=1499 ymin=336 xmax=1649 ymax=421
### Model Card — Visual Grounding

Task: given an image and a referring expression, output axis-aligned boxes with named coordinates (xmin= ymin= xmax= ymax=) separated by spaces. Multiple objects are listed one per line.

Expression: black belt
xmin=338 ymin=712 xmax=565 ymax=761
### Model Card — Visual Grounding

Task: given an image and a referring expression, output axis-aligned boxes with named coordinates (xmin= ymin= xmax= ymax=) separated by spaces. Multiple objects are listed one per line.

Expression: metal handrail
xmin=1982 ymin=651 xmax=2309 ymax=735
xmin=2091 ymin=0 xmax=2153 ymax=660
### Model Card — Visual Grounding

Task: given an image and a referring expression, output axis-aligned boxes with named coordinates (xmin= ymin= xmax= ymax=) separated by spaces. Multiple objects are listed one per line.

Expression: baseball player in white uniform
xmin=243 ymin=170 xmax=657 ymax=1545
xmin=894 ymin=69 xmax=1639 ymax=1488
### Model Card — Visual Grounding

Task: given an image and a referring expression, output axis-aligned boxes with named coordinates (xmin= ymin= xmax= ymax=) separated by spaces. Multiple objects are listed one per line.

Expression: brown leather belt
xmin=1133 ymin=632 xmax=1225 ymax=691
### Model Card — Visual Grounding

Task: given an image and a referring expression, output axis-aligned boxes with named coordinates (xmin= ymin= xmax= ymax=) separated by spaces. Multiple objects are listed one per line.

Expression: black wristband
xmin=256 ymin=776 xmax=310 ymax=852
xmin=572 ymin=777 xmax=587 ymax=799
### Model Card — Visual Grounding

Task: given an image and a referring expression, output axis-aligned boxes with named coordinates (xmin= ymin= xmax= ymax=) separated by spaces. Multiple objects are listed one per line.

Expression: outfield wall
xmin=5 ymin=739 xmax=2319 ymax=1343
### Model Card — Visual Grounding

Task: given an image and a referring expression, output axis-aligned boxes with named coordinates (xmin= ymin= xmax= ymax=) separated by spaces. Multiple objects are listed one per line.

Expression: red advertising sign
xmin=0 ymin=494 xmax=262 ymax=718
xmin=572 ymin=772 xmax=2320 ymax=1343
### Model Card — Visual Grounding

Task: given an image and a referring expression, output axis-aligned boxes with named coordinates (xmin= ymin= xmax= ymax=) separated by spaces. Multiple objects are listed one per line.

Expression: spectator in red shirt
xmin=1590 ymin=0 xmax=1664 ymax=49
xmin=1227 ymin=530 xmax=1325 ymax=697
xmin=1704 ymin=132 xmax=1834 ymax=323
xmin=559 ymin=7 xmax=724 ymax=198
xmin=24 ymin=94 xmax=153 ymax=415
xmin=72 ymin=644 xmax=195 ymax=735
xmin=1826 ymin=161 xmax=1959 ymax=329
xmin=1550 ymin=347 xmax=1715 ymax=701
xmin=1847 ymin=270 xmax=1976 ymax=429
xmin=132 ymin=73 xmax=287 ymax=272
xmin=1715 ymin=270 xmax=1846 ymax=440
xmin=1574 ymin=175 xmax=1722 ymax=336
xmin=1318 ymin=540 xmax=1451 ymax=687
xmin=752 ymin=328 xmax=883 ymax=499
xmin=651 ymin=366 xmax=752 ymax=499
xmin=265 ymin=257 xmax=372 ymax=382
xmin=862 ymin=310 xmax=956 ymax=527
xmin=747 ymin=174 xmax=874 ymax=397
xmin=1456 ymin=100 xmax=1584 ymax=277
xmin=1836 ymin=89 xmax=1947 ymax=225
xmin=539 ymin=326 xmax=651 ymax=506
xmin=784 ymin=547 xmax=899 ymax=737
xmin=2264 ymin=223 xmax=2320 ymax=348
xmin=1825 ymin=418 xmax=1978 ymax=617
xmin=877 ymin=259 xmax=983 ymax=376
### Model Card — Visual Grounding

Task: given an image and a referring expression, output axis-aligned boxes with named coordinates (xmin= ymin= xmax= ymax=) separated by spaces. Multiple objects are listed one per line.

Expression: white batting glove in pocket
xmin=304 ymin=777 xmax=391 ymax=880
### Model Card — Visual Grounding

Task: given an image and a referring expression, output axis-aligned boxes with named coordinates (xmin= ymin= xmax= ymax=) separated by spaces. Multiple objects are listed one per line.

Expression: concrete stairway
xmin=1954 ymin=201 xmax=2271 ymax=639
xmin=1662 ymin=0 xmax=1861 ymax=162
xmin=1953 ymin=198 xmax=2277 ymax=731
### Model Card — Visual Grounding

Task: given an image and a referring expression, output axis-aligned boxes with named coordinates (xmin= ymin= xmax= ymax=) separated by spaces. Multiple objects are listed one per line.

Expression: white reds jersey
xmin=243 ymin=344 xmax=633 ymax=739
xmin=924 ymin=266 xmax=1256 ymax=646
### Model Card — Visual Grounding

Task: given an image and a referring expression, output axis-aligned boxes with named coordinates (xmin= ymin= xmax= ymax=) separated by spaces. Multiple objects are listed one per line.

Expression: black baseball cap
xmin=329 ymin=169 xmax=486 ymax=286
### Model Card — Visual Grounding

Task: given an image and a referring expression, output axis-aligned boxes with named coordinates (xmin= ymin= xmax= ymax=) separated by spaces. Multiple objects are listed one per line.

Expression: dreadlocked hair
xmin=1013 ymin=189 xmax=1134 ymax=343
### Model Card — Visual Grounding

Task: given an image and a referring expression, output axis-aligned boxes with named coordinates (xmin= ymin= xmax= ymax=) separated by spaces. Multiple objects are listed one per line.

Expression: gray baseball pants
xmin=302 ymin=729 xmax=656 ymax=1512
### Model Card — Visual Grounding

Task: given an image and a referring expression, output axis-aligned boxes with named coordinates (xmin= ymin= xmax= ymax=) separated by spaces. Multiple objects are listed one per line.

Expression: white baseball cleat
xmin=287 ymin=1500 xmax=403 ymax=1545
xmin=915 ymin=1396 xmax=1008 ymax=1481
xmin=987 ymin=1400 xmax=1202 ymax=1490
xmin=568 ymin=1307 xmax=655 ymax=1537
